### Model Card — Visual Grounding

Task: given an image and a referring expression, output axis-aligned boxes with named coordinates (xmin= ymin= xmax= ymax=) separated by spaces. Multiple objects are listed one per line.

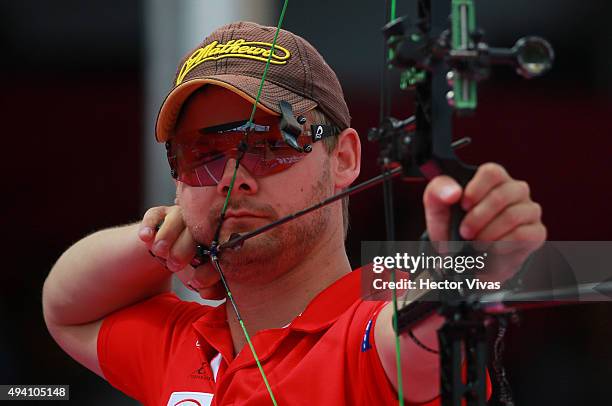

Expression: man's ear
xmin=331 ymin=128 xmax=361 ymax=190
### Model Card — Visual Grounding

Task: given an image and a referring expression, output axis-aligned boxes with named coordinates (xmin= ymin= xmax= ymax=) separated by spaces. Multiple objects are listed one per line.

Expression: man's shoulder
xmin=103 ymin=292 xmax=216 ymax=337
xmin=115 ymin=291 xmax=209 ymax=313
xmin=316 ymin=269 xmax=386 ymax=331
xmin=337 ymin=295 xmax=386 ymax=327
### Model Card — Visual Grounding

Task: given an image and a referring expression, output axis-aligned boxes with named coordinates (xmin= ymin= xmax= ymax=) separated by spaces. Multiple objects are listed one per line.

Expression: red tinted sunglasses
xmin=167 ymin=118 xmax=332 ymax=187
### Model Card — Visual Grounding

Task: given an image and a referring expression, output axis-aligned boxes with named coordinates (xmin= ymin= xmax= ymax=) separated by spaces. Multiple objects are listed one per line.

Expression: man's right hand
xmin=138 ymin=205 xmax=223 ymax=300
xmin=139 ymin=205 xmax=197 ymax=272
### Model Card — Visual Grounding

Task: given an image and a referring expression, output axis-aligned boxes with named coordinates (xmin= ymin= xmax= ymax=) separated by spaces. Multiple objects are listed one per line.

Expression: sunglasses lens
xmin=178 ymin=155 xmax=227 ymax=186
xmin=247 ymin=148 xmax=304 ymax=176
xmin=169 ymin=125 xmax=308 ymax=187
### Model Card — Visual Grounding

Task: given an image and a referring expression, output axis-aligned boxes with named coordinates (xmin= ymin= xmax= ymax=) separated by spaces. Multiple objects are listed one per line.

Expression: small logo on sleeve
xmin=361 ymin=319 xmax=373 ymax=352
xmin=189 ymin=361 xmax=213 ymax=381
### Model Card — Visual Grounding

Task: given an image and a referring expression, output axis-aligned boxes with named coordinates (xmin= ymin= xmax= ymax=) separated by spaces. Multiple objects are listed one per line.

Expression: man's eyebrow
xmin=199 ymin=120 xmax=249 ymax=134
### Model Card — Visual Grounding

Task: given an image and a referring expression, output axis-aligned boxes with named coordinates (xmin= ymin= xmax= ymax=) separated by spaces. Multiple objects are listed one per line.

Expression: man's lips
xmin=223 ymin=210 xmax=268 ymax=219
xmin=214 ymin=211 xmax=272 ymax=248
xmin=220 ymin=212 xmax=269 ymax=237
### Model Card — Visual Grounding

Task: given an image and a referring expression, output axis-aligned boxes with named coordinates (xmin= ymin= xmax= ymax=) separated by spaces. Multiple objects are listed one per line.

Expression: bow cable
xmin=382 ymin=0 xmax=405 ymax=405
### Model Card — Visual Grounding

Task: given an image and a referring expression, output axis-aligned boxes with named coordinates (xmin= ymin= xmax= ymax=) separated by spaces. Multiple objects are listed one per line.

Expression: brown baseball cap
xmin=155 ymin=21 xmax=351 ymax=142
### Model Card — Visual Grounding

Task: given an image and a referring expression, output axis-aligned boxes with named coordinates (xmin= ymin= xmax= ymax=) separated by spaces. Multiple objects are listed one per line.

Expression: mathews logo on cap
xmin=176 ymin=39 xmax=291 ymax=86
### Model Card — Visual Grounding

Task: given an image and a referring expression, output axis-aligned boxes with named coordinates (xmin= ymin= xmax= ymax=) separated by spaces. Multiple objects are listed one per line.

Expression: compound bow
xmin=178 ymin=1 xmax=554 ymax=405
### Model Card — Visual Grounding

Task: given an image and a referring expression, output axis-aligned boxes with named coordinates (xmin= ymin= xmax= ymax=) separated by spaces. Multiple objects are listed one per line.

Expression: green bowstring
xmin=215 ymin=2 xmax=290 ymax=405
xmin=220 ymin=0 xmax=289 ymax=217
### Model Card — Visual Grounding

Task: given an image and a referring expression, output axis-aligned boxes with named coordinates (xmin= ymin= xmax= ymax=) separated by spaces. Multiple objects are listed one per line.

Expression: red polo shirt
xmin=98 ymin=269 xmax=441 ymax=405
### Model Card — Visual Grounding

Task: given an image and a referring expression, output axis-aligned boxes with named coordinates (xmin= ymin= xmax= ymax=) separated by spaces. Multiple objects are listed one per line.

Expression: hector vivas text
xmin=371 ymin=252 xmax=501 ymax=291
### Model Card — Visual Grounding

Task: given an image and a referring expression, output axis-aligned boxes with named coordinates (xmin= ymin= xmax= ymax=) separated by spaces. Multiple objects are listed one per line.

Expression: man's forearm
xmin=375 ymin=300 xmax=443 ymax=403
xmin=42 ymin=223 xmax=172 ymax=326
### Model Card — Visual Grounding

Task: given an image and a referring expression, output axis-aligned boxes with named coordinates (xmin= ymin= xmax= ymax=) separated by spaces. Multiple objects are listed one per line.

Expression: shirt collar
xmin=289 ymin=269 xmax=361 ymax=332
xmin=191 ymin=269 xmax=362 ymax=357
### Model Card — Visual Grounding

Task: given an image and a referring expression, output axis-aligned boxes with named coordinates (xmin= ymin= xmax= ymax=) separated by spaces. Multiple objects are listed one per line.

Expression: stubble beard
xmin=185 ymin=165 xmax=334 ymax=285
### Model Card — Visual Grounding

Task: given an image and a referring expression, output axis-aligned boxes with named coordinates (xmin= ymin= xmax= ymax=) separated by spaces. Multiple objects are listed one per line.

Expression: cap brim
xmin=155 ymin=75 xmax=318 ymax=142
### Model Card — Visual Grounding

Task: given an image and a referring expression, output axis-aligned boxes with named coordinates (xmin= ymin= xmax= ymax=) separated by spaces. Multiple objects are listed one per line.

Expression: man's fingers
xmin=462 ymin=163 xmax=512 ymax=211
xmin=487 ymin=223 xmax=547 ymax=269
xmin=423 ymin=176 xmax=462 ymax=242
xmin=497 ymin=222 xmax=547 ymax=243
xmin=138 ymin=206 xmax=170 ymax=245
xmin=473 ymin=201 xmax=542 ymax=241
xmin=151 ymin=206 xmax=184 ymax=257
xmin=139 ymin=204 xmax=221 ymax=297
xmin=167 ymin=228 xmax=197 ymax=272
xmin=460 ymin=181 xmax=531 ymax=239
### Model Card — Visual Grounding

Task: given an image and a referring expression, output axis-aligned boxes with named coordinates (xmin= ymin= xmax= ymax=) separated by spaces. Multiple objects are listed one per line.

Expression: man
xmin=42 ymin=22 xmax=545 ymax=405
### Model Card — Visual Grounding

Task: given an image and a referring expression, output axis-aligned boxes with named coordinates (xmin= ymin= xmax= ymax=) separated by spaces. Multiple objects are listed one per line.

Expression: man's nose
xmin=216 ymin=158 xmax=259 ymax=195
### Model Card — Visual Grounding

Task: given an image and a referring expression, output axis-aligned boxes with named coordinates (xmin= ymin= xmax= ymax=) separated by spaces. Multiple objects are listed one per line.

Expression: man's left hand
xmin=423 ymin=162 xmax=546 ymax=244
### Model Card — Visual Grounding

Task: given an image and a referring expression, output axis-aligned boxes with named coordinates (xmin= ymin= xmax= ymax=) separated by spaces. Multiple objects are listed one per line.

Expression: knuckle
xmin=164 ymin=205 xmax=178 ymax=219
xmin=142 ymin=206 xmax=158 ymax=221
xmin=514 ymin=224 xmax=546 ymax=242
xmin=532 ymin=202 xmax=543 ymax=219
xmin=143 ymin=206 xmax=170 ymax=226
xmin=505 ymin=206 xmax=523 ymax=228
xmin=480 ymin=161 xmax=498 ymax=175
xmin=489 ymin=189 xmax=506 ymax=208
xmin=465 ymin=205 xmax=484 ymax=227
xmin=481 ymin=162 xmax=499 ymax=172
xmin=480 ymin=162 xmax=507 ymax=183
xmin=539 ymin=224 xmax=548 ymax=241
xmin=513 ymin=226 xmax=530 ymax=241
xmin=516 ymin=180 xmax=530 ymax=198
xmin=168 ymin=204 xmax=181 ymax=214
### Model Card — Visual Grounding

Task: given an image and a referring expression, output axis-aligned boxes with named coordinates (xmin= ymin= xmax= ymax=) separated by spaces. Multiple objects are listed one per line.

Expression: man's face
xmin=174 ymin=85 xmax=340 ymax=284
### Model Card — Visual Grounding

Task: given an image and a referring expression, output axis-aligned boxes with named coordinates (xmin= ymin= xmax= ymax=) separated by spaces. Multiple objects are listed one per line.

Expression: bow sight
xmin=370 ymin=0 xmax=554 ymax=188
xmin=383 ymin=4 xmax=554 ymax=105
